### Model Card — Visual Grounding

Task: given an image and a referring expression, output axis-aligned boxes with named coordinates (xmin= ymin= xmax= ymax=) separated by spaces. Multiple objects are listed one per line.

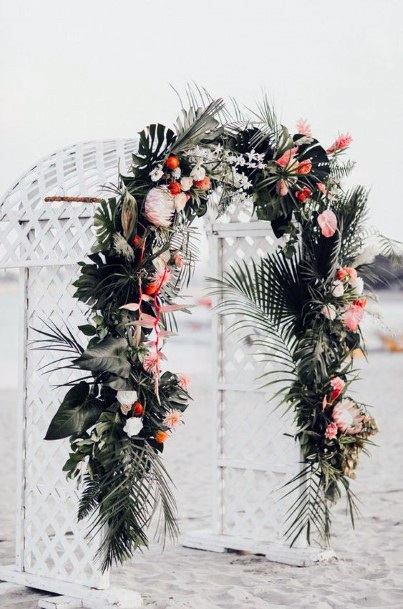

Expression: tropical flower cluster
xmin=39 ymin=93 xmax=396 ymax=569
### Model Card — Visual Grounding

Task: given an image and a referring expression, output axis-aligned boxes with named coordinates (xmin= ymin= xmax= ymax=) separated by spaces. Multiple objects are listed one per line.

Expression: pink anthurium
xmin=119 ymin=302 xmax=140 ymax=311
xmin=130 ymin=313 xmax=157 ymax=328
xmin=317 ymin=210 xmax=337 ymax=237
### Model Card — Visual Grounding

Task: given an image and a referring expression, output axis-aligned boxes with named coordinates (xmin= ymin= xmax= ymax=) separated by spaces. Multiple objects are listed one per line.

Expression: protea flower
xmin=163 ymin=409 xmax=183 ymax=429
xmin=332 ymin=398 xmax=363 ymax=434
xmin=144 ymin=187 xmax=174 ymax=228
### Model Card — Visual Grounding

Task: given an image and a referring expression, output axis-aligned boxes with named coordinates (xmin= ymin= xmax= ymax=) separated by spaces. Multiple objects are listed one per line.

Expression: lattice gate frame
xmin=0 ymin=140 xmax=143 ymax=608
xmin=182 ymin=214 xmax=335 ymax=566
xmin=0 ymin=139 xmax=334 ymax=608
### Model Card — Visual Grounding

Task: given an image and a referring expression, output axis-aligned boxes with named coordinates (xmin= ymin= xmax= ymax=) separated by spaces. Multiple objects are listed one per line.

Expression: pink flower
xmin=276 ymin=179 xmax=289 ymax=196
xmin=330 ymin=377 xmax=345 ymax=401
xmin=332 ymin=398 xmax=363 ymax=434
xmin=144 ymin=352 xmax=160 ymax=373
xmin=144 ymin=188 xmax=174 ymax=228
xmin=316 ymin=182 xmax=327 ymax=195
xmin=180 ymin=176 xmax=193 ymax=192
xmin=343 ymin=304 xmax=365 ymax=332
xmin=120 ymin=403 xmax=132 ymax=415
xmin=193 ymin=176 xmax=211 ymax=190
xmin=163 ymin=409 xmax=183 ymax=429
xmin=172 ymin=251 xmax=183 ymax=268
xmin=296 ymin=119 xmax=312 ymax=137
xmin=174 ymin=192 xmax=188 ymax=211
xmin=325 ymin=422 xmax=338 ymax=440
xmin=275 ymin=146 xmax=299 ymax=168
xmin=177 ymin=374 xmax=191 ymax=391
xmin=317 ymin=210 xmax=337 ymax=237
xmin=326 ymin=133 xmax=353 ymax=154
xmin=321 ymin=304 xmax=337 ymax=320
xmin=336 ymin=266 xmax=357 ymax=283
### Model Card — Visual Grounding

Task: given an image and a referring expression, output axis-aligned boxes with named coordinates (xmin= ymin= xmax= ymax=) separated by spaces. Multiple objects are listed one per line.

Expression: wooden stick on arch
xmin=44 ymin=196 xmax=106 ymax=203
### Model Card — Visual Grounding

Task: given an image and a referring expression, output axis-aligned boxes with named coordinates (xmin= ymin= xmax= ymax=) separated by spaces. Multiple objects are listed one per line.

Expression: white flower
xmin=331 ymin=280 xmax=344 ymax=298
xmin=149 ymin=165 xmax=164 ymax=182
xmin=174 ymin=192 xmax=188 ymax=211
xmin=172 ymin=167 xmax=181 ymax=179
xmin=113 ymin=233 xmax=134 ymax=260
xmin=190 ymin=164 xmax=206 ymax=181
xmin=117 ymin=390 xmax=138 ymax=405
xmin=180 ymin=177 xmax=193 ymax=192
xmin=123 ymin=417 xmax=143 ymax=438
xmin=322 ymin=304 xmax=337 ymax=320
xmin=351 ymin=276 xmax=364 ymax=296
xmin=144 ymin=187 xmax=174 ymax=228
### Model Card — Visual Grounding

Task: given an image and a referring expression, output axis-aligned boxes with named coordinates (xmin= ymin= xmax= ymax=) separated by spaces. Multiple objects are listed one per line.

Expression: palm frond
xmin=80 ymin=441 xmax=178 ymax=572
xmin=170 ymin=98 xmax=225 ymax=153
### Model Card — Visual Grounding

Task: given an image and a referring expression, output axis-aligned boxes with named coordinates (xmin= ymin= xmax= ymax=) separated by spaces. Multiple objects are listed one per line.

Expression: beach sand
xmin=0 ymin=287 xmax=403 ymax=607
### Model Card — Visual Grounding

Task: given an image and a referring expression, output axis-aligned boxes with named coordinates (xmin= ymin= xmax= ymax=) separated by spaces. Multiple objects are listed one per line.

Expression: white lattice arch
xmin=0 ymin=139 xmax=334 ymax=608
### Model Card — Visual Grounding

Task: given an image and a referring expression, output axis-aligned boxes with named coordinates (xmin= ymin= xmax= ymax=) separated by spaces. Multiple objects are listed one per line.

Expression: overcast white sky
xmin=1 ymin=0 xmax=402 ymax=238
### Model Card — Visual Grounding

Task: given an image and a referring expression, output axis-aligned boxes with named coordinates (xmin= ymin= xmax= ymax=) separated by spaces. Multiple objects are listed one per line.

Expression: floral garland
xmin=39 ymin=94 xmax=397 ymax=570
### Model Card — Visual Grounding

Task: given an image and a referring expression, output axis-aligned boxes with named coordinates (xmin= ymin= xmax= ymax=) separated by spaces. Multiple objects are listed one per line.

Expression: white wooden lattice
xmin=0 ymin=139 xmax=333 ymax=606
xmin=0 ymin=140 xmax=143 ymax=607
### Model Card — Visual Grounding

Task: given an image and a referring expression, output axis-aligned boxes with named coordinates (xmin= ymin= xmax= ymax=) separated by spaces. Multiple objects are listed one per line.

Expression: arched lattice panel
xmin=0 ymin=140 xmax=138 ymax=597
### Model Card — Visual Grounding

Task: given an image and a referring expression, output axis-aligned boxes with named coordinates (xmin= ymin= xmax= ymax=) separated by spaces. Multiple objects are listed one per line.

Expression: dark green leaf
xmin=45 ymin=381 xmax=102 ymax=440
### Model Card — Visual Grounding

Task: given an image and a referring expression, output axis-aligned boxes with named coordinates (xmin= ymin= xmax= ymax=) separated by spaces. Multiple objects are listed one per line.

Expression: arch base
xmin=182 ymin=531 xmax=337 ymax=567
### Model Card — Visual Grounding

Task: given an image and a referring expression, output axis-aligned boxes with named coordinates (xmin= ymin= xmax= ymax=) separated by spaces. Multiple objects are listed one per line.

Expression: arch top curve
xmin=0 ymin=138 xmax=138 ymax=223
xmin=0 ymin=138 xmax=137 ymax=268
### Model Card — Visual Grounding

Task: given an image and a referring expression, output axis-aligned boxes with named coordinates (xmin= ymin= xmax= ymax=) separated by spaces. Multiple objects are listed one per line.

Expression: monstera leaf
xmin=45 ymin=381 xmax=102 ymax=440
xmin=74 ymin=336 xmax=131 ymax=378
xmin=132 ymin=123 xmax=176 ymax=170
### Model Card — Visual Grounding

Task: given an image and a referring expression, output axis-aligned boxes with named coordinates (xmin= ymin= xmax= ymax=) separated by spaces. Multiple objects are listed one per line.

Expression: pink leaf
xmin=119 ymin=303 xmax=140 ymax=311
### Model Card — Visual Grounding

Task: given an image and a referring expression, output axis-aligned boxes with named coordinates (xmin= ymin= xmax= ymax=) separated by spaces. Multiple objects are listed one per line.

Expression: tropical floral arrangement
xmin=37 ymin=91 xmax=399 ymax=570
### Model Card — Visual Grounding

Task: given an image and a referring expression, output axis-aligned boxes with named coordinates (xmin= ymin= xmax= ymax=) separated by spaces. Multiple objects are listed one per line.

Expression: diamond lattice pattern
xmin=215 ymin=228 xmax=301 ymax=541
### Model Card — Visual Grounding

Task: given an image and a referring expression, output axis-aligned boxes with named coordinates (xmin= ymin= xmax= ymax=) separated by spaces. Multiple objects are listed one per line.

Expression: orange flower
xmin=193 ymin=176 xmax=211 ymax=190
xmin=155 ymin=430 xmax=168 ymax=443
xmin=295 ymin=186 xmax=311 ymax=203
xmin=297 ymin=159 xmax=312 ymax=175
xmin=336 ymin=266 xmax=357 ymax=282
xmin=168 ymin=182 xmax=181 ymax=195
xmin=165 ymin=155 xmax=180 ymax=170
xmin=353 ymin=297 xmax=367 ymax=308
xmin=133 ymin=401 xmax=144 ymax=416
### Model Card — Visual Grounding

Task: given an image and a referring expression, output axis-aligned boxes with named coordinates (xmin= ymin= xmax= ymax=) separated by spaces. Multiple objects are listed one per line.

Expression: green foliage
xmin=132 ymin=123 xmax=176 ymax=172
xmin=93 ymin=198 xmax=118 ymax=252
xmin=45 ymin=381 xmax=102 ymax=440
xmin=171 ymin=99 xmax=225 ymax=153
xmin=75 ymin=336 xmax=131 ymax=379
xmin=77 ymin=439 xmax=178 ymax=572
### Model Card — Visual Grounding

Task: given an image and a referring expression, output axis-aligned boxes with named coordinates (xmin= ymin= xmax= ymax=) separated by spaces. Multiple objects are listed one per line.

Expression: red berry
xmin=133 ymin=235 xmax=142 ymax=247
xmin=165 ymin=155 xmax=180 ymax=170
xmin=168 ymin=182 xmax=181 ymax=195
xmin=133 ymin=401 xmax=144 ymax=416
